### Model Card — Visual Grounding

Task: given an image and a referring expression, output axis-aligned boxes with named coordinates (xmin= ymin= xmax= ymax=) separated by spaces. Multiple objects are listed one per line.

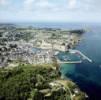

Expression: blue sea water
xmin=59 ymin=23 xmax=101 ymax=100
xmin=19 ymin=22 xmax=101 ymax=99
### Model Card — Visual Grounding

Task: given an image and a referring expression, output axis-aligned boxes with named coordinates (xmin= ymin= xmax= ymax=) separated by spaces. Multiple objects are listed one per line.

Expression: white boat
xmin=63 ymin=56 xmax=71 ymax=61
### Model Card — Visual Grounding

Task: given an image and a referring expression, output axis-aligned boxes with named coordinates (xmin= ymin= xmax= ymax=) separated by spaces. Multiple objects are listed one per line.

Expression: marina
xmin=69 ymin=49 xmax=93 ymax=63
xmin=56 ymin=49 xmax=92 ymax=64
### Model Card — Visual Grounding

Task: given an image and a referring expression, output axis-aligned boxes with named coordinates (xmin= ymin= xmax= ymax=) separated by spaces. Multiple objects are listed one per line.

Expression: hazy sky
xmin=0 ymin=0 xmax=101 ymax=22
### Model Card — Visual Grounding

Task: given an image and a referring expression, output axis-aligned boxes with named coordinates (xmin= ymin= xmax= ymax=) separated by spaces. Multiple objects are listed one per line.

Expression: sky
xmin=0 ymin=0 xmax=101 ymax=23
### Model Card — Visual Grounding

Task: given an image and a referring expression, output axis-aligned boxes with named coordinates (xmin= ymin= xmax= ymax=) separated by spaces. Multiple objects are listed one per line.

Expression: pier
xmin=57 ymin=60 xmax=82 ymax=64
xmin=69 ymin=49 xmax=93 ymax=63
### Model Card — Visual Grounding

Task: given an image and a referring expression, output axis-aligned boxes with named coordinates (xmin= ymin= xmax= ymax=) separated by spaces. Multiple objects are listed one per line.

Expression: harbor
xmin=56 ymin=49 xmax=92 ymax=64
xmin=69 ymin=49 xmax=93 ymax=63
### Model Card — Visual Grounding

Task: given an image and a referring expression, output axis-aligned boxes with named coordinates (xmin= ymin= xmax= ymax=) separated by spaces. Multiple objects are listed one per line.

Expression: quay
xmin=57 ymin=60 xmax=82 ymax=64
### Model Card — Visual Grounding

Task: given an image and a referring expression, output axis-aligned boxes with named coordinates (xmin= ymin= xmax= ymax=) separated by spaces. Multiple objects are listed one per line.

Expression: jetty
xmin=69 ymin=49 xmax=93 ymax=63
xmin=57 ymin=60 xmax=82 ymax=64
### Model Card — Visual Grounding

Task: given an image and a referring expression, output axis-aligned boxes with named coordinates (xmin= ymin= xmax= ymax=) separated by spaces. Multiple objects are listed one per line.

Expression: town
xmin=0 ymin=24 xmax=84 ymax=68
xmin=0 ymin=24 xmax=88 ymax=100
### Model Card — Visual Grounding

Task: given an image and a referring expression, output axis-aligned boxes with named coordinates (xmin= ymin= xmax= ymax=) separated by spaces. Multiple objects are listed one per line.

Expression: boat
xmin=63 ymin=56 xmax=71 ymax=61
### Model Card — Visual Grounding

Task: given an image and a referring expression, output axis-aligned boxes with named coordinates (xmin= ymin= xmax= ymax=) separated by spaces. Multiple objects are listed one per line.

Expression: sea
xmin=18 ymin=22 xmax=101 ymax=100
